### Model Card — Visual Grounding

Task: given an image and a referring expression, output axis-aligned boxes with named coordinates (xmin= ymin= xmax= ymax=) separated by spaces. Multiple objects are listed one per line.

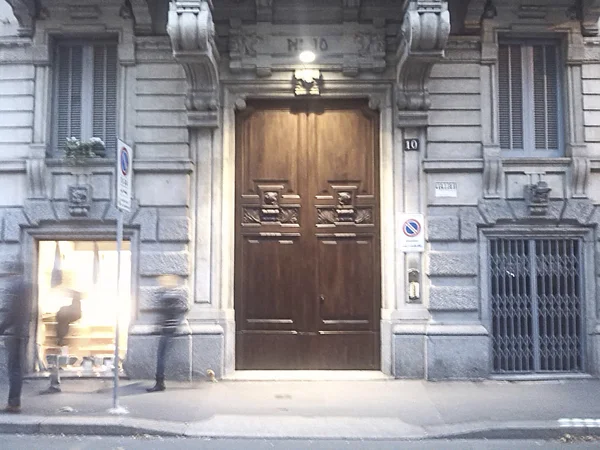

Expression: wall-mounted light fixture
xmin=299 ymin=50 xmax=316 ymax=63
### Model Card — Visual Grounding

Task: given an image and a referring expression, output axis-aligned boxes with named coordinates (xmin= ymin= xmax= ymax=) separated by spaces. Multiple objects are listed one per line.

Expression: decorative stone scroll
xmin=483 ymin=148 xmax=502 ymax=199
xmin=228 ymin=22 xmax=386 ymax=77
xmin=128 ymin=0 xmax=153 ymax=34
xmin=167 ymin=1 xmax=220 ymax=127
xmin=582 ymin=0 xmax=600 ymax=36
xmin=5 ymin=0 xmax=36 ymax=36
xmin=572 ymin=157 xmax=590 ymax=199
xmin=396 ymin=0 xmax=450 ymax=111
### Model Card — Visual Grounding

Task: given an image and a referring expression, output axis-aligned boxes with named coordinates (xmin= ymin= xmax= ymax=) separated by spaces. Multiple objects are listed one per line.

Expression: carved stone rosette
xmin=396 ymin=0 xmax=450 ymax=111
xmin=167 ymin=1 xmax=220 ymax=127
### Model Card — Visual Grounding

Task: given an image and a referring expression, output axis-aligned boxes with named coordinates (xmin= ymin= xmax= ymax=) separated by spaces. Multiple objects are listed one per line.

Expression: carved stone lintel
xmin=572 ymin=157 xmax=590 ymax=199
xmin=582 ymin=0 xmax=600 ymax=36
xmin=396 ymin=1 xmax=450 ymax=112
xmin=5 ymin=0 xmax=36 ymax=36
xmin=167 ymin=1 xmax=220 ymax=127
xmin=68 ymin=185 xmax=92 ymax=217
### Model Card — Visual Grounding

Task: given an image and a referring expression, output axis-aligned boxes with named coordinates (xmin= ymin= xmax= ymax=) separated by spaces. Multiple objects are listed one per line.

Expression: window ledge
xmin=45 ymin=158 xmax=115 ymax=168
xmin=502 ymin=157 xmax=571 ymax=168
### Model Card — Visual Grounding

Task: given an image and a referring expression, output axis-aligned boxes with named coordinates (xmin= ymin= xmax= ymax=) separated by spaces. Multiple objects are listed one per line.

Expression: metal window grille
xmin=489 ymin=238 xmax=584 ymax=374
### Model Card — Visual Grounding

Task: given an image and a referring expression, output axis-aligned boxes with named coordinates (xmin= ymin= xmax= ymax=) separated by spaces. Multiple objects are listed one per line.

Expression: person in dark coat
xmin=46 ymin=288 xmax=82 ymax=394
xmin=147 ymin=275 xmax=188 ymax=393
xmin=56 ymin=291 xmax=82 ymax=346
xmin=0 ymin=262 xmax=30 ymax=413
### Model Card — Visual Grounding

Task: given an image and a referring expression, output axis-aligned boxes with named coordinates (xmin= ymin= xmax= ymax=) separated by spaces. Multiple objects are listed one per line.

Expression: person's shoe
xmin=41 ymin=384 xmax=62 ymax=394
xmin=146 ymin=380 xmax=166 ymax=392
xmin=3 ymin=405 xmax=21 ymax=414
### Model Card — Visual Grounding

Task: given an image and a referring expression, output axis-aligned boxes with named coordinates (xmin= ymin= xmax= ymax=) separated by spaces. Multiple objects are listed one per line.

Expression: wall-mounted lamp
xmin=299 ymin=50 xmax=316 ymax=63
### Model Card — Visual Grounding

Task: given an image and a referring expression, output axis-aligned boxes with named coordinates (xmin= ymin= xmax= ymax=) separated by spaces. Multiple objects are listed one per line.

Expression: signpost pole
xmin=113 ymin=210 xmax=123 ymax=411
xmin=109 ymin=139 xmax=132 ymax=416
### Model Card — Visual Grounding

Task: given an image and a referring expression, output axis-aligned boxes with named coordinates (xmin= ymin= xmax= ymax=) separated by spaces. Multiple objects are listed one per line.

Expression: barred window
xmin=52 ymin=41 xmax=117 ymax=157
xmin=498 ymin=41 xmax=563 ymax=156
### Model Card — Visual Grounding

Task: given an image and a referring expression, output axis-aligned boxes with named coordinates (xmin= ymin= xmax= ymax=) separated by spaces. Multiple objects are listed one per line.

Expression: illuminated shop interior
xmin=36 ymin=240 xmax=131 ymax=374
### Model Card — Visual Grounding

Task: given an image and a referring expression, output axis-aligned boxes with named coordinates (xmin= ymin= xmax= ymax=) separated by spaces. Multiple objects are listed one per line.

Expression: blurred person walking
xmin=146 ymin=274 xmax=188 ymax=393
xmin=0 ymin=262 xmax=30 ymax=413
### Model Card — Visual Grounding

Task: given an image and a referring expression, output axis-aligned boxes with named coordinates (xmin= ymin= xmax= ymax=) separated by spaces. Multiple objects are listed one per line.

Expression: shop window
xmin=36 ymin=241 xmax=130 ymax=374
xmin=51 ymin=41 xmax=118 ymax=157
xmin=498 ymin=40 xmax=563 ymax=157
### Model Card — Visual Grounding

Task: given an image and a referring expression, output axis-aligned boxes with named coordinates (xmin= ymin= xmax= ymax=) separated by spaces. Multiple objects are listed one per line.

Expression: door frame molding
xmin=218 ymin=79 xmax=396 ymax=374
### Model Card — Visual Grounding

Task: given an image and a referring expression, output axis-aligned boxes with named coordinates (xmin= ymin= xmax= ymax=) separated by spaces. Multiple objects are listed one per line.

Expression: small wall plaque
xmin=434 ymin=181 xmax=458 ymax=198
xmin=404 ymin=139 xmax=420 ymax=151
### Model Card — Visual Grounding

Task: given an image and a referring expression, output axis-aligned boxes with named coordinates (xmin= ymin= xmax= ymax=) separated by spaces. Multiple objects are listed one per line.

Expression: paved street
xmin=1 ymin=435 xmax=599 ymax=450
xmin=1 ymin=378 xmax=599 ymax=440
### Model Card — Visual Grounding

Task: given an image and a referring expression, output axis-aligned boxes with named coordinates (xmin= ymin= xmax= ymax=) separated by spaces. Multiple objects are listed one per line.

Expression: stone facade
xmin=1 ymin=0 xmax=600 ymax=380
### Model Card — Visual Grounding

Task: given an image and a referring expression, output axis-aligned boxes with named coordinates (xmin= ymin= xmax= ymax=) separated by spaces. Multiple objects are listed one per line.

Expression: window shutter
xmin=533 ymin=44 xmax=559 ymax=152
xmin=56 ymin=45 xmax=83 ymax=153
xmin=93 ymin=44 xmax=118 ymax=157
xmin=498 ymin=44 xmax=524 ymax=151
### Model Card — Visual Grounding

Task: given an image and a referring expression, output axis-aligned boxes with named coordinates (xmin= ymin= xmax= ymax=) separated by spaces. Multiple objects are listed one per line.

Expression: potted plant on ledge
xmin=64 ymin=137 xmax=106 ymax=165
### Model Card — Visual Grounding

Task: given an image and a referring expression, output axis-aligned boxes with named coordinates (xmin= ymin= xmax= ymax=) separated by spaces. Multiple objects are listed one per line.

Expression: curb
xmin=0 ymin=416 xmax=600 ymax=440
xmin=0 ymin=416 xmax=186 ymax=437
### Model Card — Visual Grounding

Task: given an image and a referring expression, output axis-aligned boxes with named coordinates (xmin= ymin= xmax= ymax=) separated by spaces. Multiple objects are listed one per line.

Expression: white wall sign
xmin=399 ymin=214 xmax=425 ymax=253
xmin=117 ymin=139 xmax=133 ymax=212
xmin=435 ymin=181 xmax=458 ymax=198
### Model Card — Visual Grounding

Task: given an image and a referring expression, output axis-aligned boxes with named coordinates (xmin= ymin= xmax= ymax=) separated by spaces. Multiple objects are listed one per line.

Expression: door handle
xmin=319 ymin=295 xmax=325 ymax=304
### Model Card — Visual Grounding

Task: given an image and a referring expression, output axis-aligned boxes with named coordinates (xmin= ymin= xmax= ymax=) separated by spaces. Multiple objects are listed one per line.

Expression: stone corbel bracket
xmin=167 ymin=0 xmax=220 ymax=128
xmin=582 ymin=0 xmax=600 ymax=36
xmin=128 ymin=0 xmax=153 ymax=35
xmin=6 ymin=0 xmax=36 ymax=36
xmin=396 ymin=0 xmax=450 ymax=112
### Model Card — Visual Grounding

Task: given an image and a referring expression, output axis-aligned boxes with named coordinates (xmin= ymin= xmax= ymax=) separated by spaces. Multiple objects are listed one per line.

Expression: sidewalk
xmin=0 ymin=376 xmax=599 ymax=440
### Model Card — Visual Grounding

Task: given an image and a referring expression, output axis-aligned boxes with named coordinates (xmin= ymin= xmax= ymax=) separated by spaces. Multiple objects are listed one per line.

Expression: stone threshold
xmin=224 ymin=370 xmax=393 ymax=381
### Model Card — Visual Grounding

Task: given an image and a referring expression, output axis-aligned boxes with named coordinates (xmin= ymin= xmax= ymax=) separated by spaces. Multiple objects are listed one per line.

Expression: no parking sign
xmin=117 ymin=139 xmax=133 ymax=212
xmin=400 ymin=214 xmax=425 ymax=252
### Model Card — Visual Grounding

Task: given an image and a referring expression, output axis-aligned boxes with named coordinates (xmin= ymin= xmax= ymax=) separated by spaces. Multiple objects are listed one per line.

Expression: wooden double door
xmin=235 ymin=99 xmax=380 ymax=370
